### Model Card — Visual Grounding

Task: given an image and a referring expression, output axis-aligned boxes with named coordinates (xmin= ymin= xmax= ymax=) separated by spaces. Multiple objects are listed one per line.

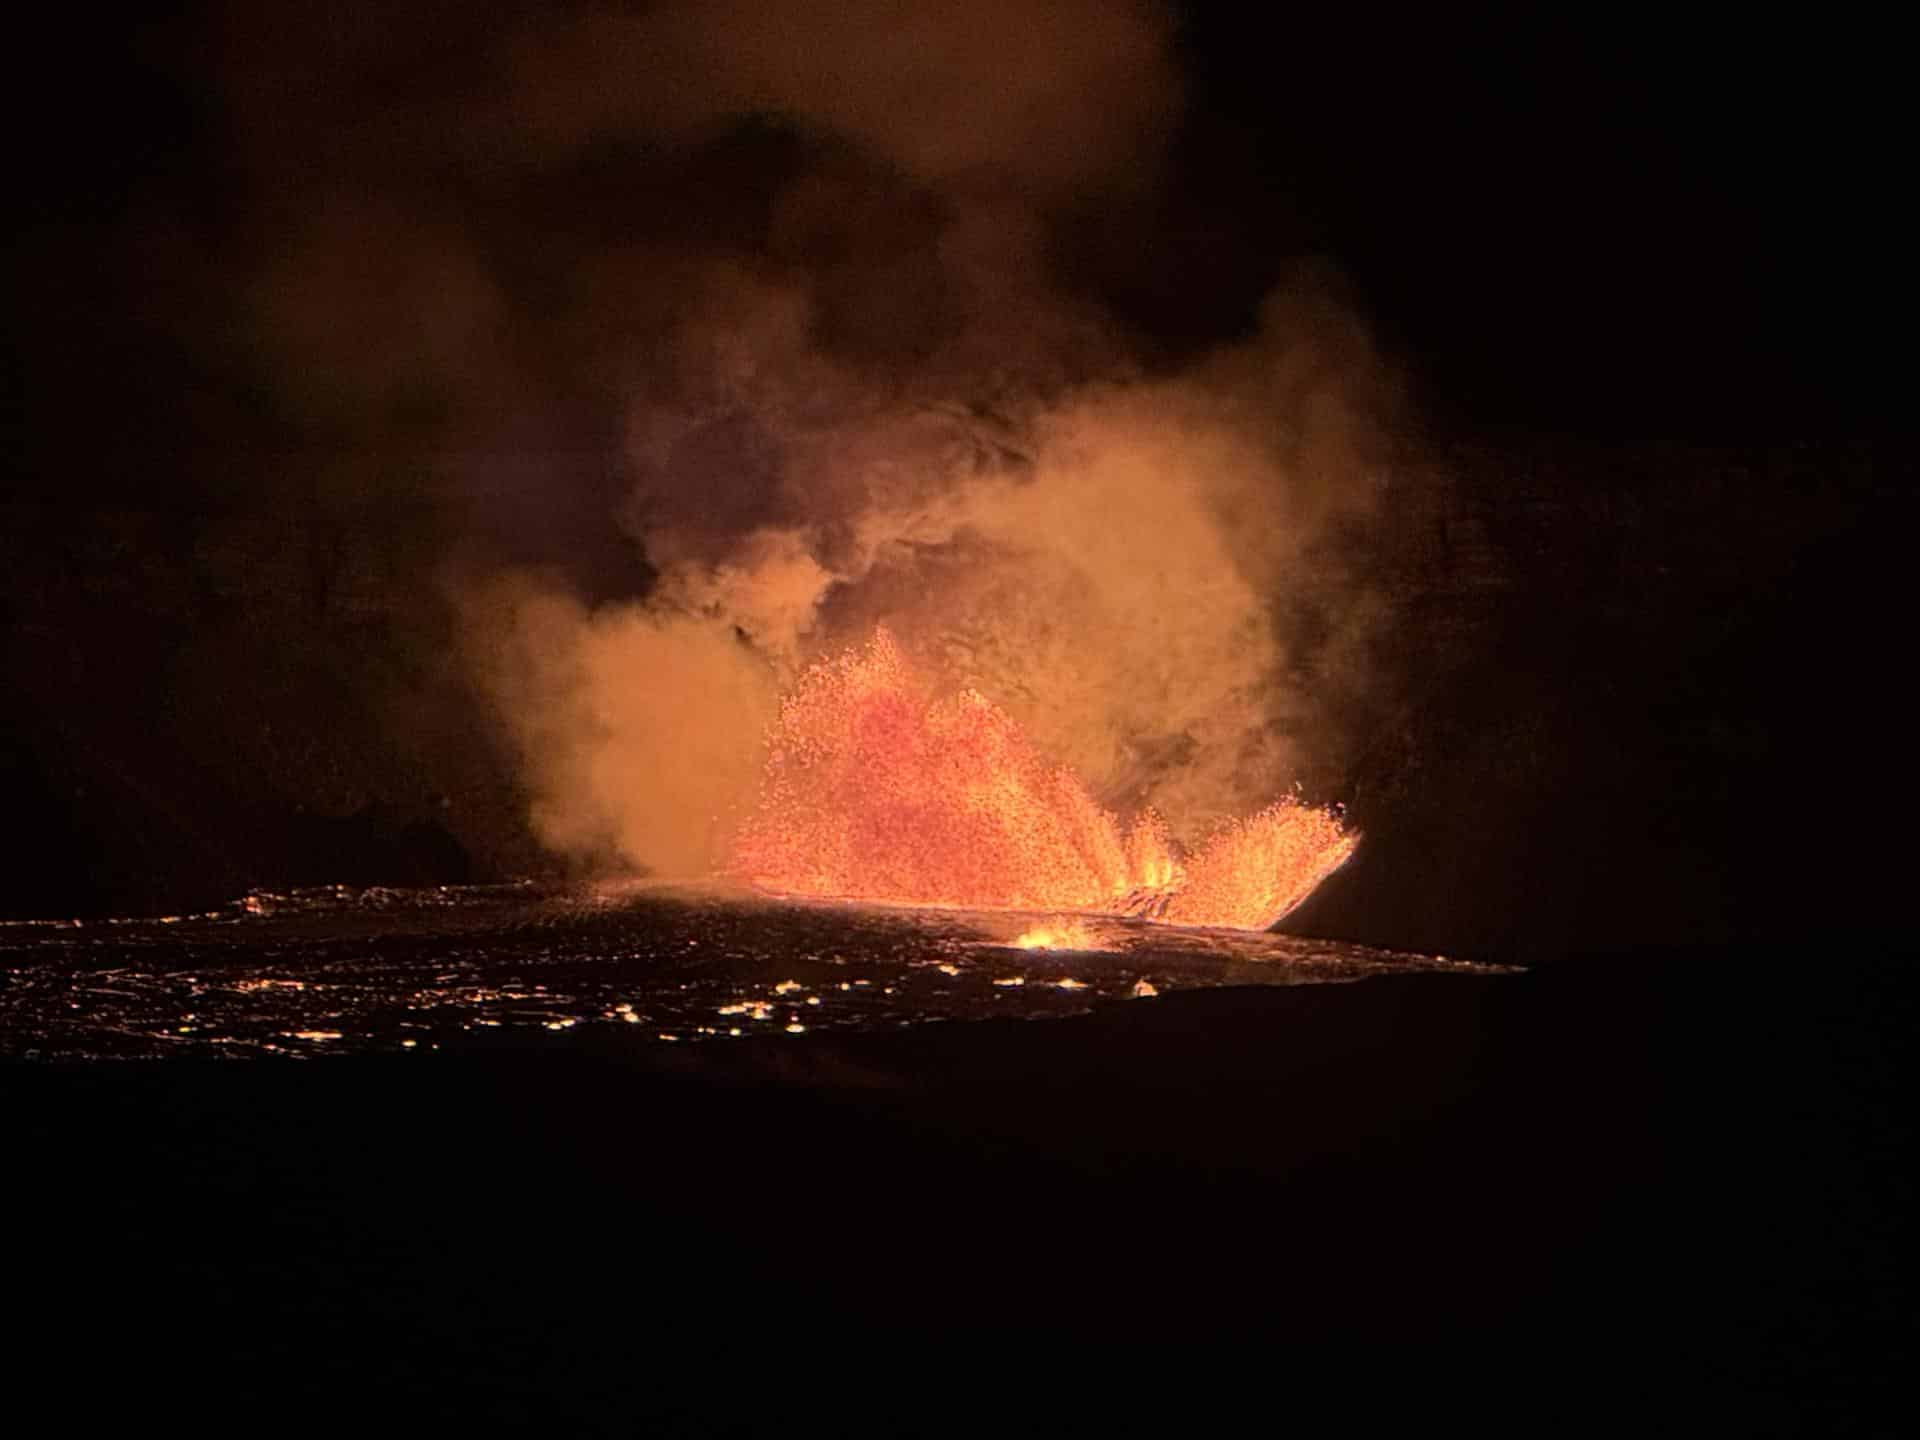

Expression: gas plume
xmin=437 ymin=2 xmax=1395 ymax=884
xmin=207 ymin=1 xmax=1401 ymax=889
xmin=473 ymin=275 xmax=1392 ymax=879
xmin=465 ymin=574 xmax=778 ymax=876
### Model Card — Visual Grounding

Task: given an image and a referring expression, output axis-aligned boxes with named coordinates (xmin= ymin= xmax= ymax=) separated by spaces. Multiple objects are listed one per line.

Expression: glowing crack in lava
xmin=728 ymin=630 xmax=1357 ymax=931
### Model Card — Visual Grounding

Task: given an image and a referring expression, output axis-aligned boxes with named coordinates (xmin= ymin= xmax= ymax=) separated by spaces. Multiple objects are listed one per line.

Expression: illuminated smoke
xmin=464 ymin=574 xmax=777 ymax=877
xmin=475 ymin=278 xmax=1392 ymax=879
xmin=202 ymin=0 xmax=1403 ymax=887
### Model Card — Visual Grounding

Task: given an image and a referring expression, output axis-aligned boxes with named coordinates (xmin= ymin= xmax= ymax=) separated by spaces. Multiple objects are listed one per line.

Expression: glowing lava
xmin=1011 ymin=917 xmax=1103 ymax=951
xmin=728 ymin=629 xmax=1357 ymax=931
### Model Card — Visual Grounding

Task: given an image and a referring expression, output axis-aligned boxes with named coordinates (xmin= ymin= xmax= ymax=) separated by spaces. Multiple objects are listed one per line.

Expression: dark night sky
xmin=1173 ymin=9 xmax=1911 ymax=436
xmin=9 ymin=6 xmax=1910 ymax=450
xmin=3 ymin=3 xmax=1911 ymax=948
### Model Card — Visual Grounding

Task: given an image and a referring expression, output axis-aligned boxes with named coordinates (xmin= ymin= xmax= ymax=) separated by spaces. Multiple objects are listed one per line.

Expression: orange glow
xmin=728 ymin=629 xmax=1355 ymax=931
xmin=1011 ymin=917 xmax=1103 ymax=950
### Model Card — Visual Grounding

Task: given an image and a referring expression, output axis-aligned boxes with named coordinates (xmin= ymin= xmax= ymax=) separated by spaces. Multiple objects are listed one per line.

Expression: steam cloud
xmin=224 ymin=1 xmax=1401 ymax=878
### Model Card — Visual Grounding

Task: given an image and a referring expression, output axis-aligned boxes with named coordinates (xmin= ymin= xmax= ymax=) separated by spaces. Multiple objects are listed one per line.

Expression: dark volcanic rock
xmin=8 ymin=949 xmax=1907 ymax=1428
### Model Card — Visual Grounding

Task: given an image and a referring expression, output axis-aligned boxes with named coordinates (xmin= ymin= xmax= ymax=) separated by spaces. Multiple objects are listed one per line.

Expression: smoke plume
xmin=211 ymin=0 xmax=1400 ymax=878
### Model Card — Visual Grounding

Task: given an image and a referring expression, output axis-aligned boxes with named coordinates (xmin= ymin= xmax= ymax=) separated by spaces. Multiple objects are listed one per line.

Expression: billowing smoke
xmin=470 ymin=337 xmax=1392 ymax=876
xmin=213 ymin=0 xmax=1400 ymax=879
xmin=463 ymin=576 xmax=777 ymax=875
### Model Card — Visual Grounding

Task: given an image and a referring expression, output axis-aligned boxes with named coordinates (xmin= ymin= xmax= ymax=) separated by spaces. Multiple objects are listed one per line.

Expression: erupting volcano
xmin=728 ymin=630 xmax=1357 ymax=930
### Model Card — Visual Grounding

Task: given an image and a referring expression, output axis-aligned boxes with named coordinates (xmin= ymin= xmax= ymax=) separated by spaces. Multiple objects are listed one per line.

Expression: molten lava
xmin=728 ymin=630 xmax=1357 ymax=931
xmin=1011 ymin=917 xmax=1104 ymax=951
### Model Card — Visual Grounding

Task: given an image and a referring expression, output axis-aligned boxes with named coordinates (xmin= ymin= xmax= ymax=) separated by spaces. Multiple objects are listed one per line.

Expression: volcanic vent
xmin=729 ymin=629 xmax=1357 ymax=930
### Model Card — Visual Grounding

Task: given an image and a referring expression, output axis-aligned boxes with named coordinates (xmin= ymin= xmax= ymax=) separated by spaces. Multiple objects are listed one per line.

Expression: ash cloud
xmin=209 ymin=0 xmax=1401 ymax=877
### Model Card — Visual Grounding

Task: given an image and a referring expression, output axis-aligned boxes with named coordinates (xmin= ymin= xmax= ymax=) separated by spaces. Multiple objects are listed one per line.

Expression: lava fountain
xmin=728 ymin=630 xmax=1357 ymax=930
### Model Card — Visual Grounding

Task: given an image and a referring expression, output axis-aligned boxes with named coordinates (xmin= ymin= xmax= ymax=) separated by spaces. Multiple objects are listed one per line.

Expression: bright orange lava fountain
xmin=728 ymin=630 xmax=1357 ymax=931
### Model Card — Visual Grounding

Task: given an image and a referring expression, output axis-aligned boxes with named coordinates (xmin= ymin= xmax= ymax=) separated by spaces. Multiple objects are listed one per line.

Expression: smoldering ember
xmin=4 ymin=1 xmax=1908 ymax=1429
